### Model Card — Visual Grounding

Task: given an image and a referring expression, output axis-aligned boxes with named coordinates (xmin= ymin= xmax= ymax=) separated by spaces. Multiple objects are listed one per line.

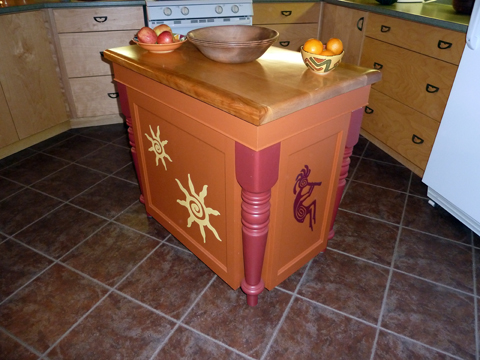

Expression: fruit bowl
xmin=133 ymin=34 xmax=187 ymax=54
xmin=300 ymin=46 xmax=344 ymax=75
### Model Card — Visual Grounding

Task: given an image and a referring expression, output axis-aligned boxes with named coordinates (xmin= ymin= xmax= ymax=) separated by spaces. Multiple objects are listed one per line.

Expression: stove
xmin=146 ymin=0 xmax=253 ymax=35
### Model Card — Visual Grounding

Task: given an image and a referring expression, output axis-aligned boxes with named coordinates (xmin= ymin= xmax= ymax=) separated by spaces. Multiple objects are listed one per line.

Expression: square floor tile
xmin=62 ymin=223 xmax=159 ymax=287
xmin=362 ymin=143 xmax=401 ymax=165
xmin=0 ymin=149 xmax=37 ymax=170
xmin=409 ymin=173 xmax=428 ymax=198
xmin=0 ymin=264 xmax=107 ymax=353
xmin=183 ymin=278 xmax=292 ymax=359
xmin=0 ymin=331 xmax=39 ymax=360
xmin=264 ymin=297 xmax=376 ymax=360
xmin=0 ymin=177 xmax=24 ymax=202
xmin=77 ymin=144 xmax=133 ymax=175
xmin=78 ymin=124 xmax=128 ymax=143
xmin=30 ymin=132 xmax=76 ymax=152
xmin=298 ymin=251 xmax=389 ymax=324
xmin=43 ymin=135 xmax=106 ymax=162
xmin=352 ymin=158 xmax=411 ymax=192
xmin=47 ymin=292 xmax=175 ymax=360
xmin=381 ymin=271 xmax=475 ymax=359
xmin=113 ymin=163 xmax=139 ymax=184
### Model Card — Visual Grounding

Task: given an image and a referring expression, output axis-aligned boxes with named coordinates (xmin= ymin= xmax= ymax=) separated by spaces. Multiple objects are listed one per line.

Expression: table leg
xmin=235 ymin=142 xmax=281 ymax=306
xmin=328 ymin=107 xmax=364 ymax=240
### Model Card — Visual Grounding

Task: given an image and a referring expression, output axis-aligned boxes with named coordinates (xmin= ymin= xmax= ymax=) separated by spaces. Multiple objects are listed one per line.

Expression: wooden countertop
xmin=104 ymin=42 xmax=381 ymax=126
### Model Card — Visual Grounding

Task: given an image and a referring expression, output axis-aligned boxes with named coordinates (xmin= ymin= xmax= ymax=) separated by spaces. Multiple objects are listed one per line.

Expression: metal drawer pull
xmin=357 ymin=17 xmax=364 ymax=31
xmin=100 ymin=51 xmax=104 ymax=57
xmin=381 ymin=25 xmax=391 ymax=33
xmin=93 ymin=16 xmax=108 ymax=23
xmin=108 ymin=92 xmax=119 ymax=99
xmin=281 ymin=10 xmax=292 ymax=16
xmin=438 ymin=40 xmax=452 ymax=50
xmin=364 ymin=106 xmax=374 ymax=114
xmin=373 ymin=62 xmax=383 ymax=70
xmin=279 ymin=41 xmax=290 ymax=47
xmin=412 ymin=134 xmax=424 ymax=144
xmin=426 ymin=84 xmax=439 ymax=93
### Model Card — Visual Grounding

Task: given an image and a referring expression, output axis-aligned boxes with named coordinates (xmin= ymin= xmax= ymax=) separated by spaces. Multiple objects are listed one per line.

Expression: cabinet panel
xmin=320 ymin=4 xmax=367 ymax=65
xmin=59 ymin=31 xmax=137 ymax=78
xmin=253 ymin=3 xmax=320 ymax=24
xmin=70 ymin=76 xmax=121 ymax=118
xmin=54 ymin=7 xmax=144 ymax=33
xmin=365 ymin=13 xmax=465 ymax=65
xmin=362 ymin=89 xmax=439 ymax=170
xmin=361 ymin=37 xmax=457 ymax=122
xmin=0 ymin=83 xmax=19 ymax=149
xmin=262 ymin=23 xmax=319 ymax=51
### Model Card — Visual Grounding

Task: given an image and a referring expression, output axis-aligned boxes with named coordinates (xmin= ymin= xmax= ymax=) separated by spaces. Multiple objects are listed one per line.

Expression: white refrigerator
xmin=422 ymin=0 xmax=480 ymax=236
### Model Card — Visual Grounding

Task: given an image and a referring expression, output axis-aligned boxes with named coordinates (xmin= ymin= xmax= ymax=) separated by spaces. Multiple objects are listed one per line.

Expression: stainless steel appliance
xmin=145 ymin=0 xmax=253 ymax=35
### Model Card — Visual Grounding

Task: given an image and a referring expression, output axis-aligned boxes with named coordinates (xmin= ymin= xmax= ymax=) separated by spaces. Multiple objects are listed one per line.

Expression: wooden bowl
xmin=300 ymin=46 xmax=344 ymax=75
xmin=133 ymin=34 xmax=187 ymax=54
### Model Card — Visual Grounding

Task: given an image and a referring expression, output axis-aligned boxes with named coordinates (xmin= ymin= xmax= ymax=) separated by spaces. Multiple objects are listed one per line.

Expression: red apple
xmin=153 ymin=24 xmax=172 ymax=36
xmin=157 ymin=31 xmax=173 ymax=44
xmin=137 ymin=27 xmax=157 ymax=44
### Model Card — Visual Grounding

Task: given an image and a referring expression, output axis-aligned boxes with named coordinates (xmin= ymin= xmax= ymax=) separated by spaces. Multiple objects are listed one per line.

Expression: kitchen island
xmin=104 ymin=41 xmax=380 ymax=305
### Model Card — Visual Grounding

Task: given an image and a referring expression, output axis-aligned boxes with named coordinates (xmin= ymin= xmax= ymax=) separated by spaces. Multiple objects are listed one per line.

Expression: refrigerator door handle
xmin=467 ymin=0 xmax=479 ymax=50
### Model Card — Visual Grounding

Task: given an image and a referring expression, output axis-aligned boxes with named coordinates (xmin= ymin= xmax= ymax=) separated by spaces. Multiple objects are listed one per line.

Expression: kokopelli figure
xmin=293 ymin=165 xmax=322 ymax=231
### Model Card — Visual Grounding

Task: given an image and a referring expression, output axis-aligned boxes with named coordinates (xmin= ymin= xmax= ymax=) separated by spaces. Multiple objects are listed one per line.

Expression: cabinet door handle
xmin=281 ymin=10 xmax=292 ymax=16
xmin=437 ymin=40 xmax=452 ymax=50
xmin=279 ymin=41 xmax=290 ymax=47
xmin=426 ymin=84 xmax=439 ymax=93
xmin=373 ymin=62 xmax=383 ymax=70
xmin=381 ymin=25 xmax=391 ymax=33
xmin=108 ymin=92 xmax=119 ymax=99
xmin=100 ymin=51 xmax=104 ymax=57
xmin=357 ymin=17 xmax=364 ymax=31
xmin=412 ymin=134 xmax=424 ymax=144
xmin=364 ymin=106 xmax=374 ymax=114
xmin=93 ymin=16 xmax=108 ymax=23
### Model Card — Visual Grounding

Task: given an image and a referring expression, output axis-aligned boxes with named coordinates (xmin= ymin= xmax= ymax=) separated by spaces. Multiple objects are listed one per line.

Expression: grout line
xmin=0 ymin=326 xmax=44 ymax=358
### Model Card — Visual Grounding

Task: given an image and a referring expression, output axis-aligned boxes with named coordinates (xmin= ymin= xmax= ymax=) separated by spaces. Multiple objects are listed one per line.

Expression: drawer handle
xmin=381 ymin=25 xmax=391 ymax=33
xmin=412 ymin=134 xmax=424 ymax=144
xmin=357 ymin=17 xmax=364 ymax=31
xmin=100 ymin=51 xmax=104 ymax=57
xmin=364 ymin=106 xmax=374 ymax=114
xmin=281 ymin=10 xmax=292 ymax=16
xmin=108 ymin=92 xmax=119 ymax=99
xmin=438 ymin=40 xmax=452 ymax=50
xmin=373 ymin=62 xmax=383 ymax=70
xmin=94 ymin=16 xmax=108 ymax=23
xmin=426 ymin=84 xmax=439 ymax=93
xmin=279 ymin=41 xmax=290 ymax=47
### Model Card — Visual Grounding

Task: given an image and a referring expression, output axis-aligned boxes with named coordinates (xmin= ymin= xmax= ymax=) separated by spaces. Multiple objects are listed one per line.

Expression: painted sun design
xmin=176 ymin=174 xmax=222 ymax=243
xmin=145 ymin=125 xmax=172 ymax=170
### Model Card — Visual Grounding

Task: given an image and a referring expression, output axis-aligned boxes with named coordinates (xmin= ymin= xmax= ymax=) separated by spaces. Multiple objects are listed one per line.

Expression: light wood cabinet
xmin=0 ymin=10 xmax=69 ymax=157
xmin=253 ymin=2 xmax=320 ymax=52
xmin=320 ymin=3 xmax=367 ymax=65
xmin=52 ymin=6 xmax=144 ymax=127
xmin=360 ymin=13 xmax=465 ymax=176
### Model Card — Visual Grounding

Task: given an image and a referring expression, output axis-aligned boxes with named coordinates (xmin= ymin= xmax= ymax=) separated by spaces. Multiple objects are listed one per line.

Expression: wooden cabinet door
xmin=0 ymin=11 xmax=68 ymax=140
xmin=0 ymin=83 xmax=19 ymax=149
xmin=320 ymin=3 xmax=367 ymax=65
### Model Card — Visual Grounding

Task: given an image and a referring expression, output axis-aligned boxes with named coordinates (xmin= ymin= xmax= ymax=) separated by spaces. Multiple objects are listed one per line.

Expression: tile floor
xmin=0 ymin=124 xmax=479 ymax=360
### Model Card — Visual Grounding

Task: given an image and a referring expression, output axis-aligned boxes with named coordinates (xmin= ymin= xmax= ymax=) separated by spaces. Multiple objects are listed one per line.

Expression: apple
xmin=153 ymin=24 xmax=172 ymax=36
xmin=157 ymin=31 xmax=174 ymax=44
xmin=137 ymin=27 xmax=157 ymax=44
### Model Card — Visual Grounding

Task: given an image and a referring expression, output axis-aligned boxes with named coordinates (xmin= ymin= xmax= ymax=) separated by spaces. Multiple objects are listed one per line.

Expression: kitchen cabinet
xmin=51 ymin=6 xmax=144 ymax=127
xmin=0 ymin=10 xmax=69 ymax=157
xmin=360 ymin=13 xmax=465 ymax=175
xmin=320 ymin=3 xmax=367 ymax=65
xmin=253 ymin=2 xmax=320 ymax=52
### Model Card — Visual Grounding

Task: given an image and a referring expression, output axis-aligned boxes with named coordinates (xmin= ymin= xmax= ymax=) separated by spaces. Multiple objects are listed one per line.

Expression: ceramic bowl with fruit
xmin=134 ymin=25 xmax=187 ymax=54
xmin=301 ymin=38 xmax=344 ymax=75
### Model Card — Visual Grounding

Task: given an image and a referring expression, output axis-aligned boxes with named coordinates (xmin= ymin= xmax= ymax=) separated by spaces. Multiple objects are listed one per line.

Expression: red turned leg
xmin=328 ymin=107 xmax=364 ymax=240
xmin=235 ymin=142 xmax=281 ymax=306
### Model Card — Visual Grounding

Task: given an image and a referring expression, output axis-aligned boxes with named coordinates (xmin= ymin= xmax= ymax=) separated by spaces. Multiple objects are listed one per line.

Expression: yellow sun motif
xmin=176 ymin=174 xmax=222 ymax=243
xmin=145 ymin=125 xmax=172 ymax=170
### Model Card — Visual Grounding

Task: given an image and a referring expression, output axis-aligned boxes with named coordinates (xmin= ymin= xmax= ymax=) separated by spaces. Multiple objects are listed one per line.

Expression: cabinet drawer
xmin=253 ymin=3 xmax=320 ymax=24
xmin=365 ymin=13 xmax=465 ymax=65
xmin=263 ymin=23 xmax=318 ymax=51
xmin=361 ymin=37 xmax=457 ymax=122
xmin=53 ymin=7 xmax=144 ymax=33
xmin=59 ymin=31 xmax=137 ymax=78
xmin=70 ymin=76 xmax=121 ymax=118
xmin=362 ymin=89 xmax=439 ymax=170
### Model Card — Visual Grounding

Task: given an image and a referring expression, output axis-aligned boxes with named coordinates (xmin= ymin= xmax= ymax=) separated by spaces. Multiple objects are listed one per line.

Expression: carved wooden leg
xmin=235 ymin=142 xmax=281 ymax=306
xmin=328 ymin=107 xmax=364 ymax=240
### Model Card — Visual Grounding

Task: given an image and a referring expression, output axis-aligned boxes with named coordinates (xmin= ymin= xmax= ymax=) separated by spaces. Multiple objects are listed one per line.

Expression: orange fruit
xmin=326 ymin=38 xmax=344 ymax=55
xmin=320 ymin=49 xmax=335 ymax=56
xmin=303 ymin=38 xmax=324 ymax=55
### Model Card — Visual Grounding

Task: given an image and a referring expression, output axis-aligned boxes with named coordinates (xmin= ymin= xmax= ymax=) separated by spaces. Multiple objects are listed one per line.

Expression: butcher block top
xmin=104 ymin=42 xmax=381 ymax=126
